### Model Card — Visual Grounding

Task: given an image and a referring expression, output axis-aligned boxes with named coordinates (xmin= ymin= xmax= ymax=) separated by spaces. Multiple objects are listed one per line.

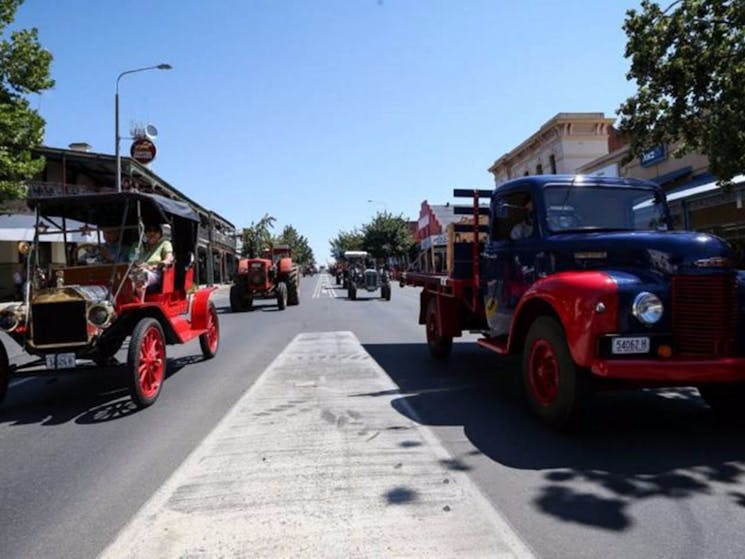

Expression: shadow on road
xmin=363 ymin=342 xmax=745 ymax=531
xmin=0 ymin=354 xmax=200 ymax=427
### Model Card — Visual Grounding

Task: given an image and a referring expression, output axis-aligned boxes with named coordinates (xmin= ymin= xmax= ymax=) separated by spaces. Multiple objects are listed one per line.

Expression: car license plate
xmin=45 ymin=353 xmax=76 ymax=369
xmin=611 ymin=337 xmax=650 ymax=355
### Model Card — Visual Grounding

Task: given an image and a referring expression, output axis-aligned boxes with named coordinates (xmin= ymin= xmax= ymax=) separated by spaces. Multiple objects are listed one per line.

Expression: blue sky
xmin=13 ymin=0 xmax=641 ymax=263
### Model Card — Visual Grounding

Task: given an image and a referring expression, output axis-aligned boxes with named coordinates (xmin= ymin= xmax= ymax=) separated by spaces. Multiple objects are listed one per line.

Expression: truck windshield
xmin=542 ymin=184 xmax=669 ymax=233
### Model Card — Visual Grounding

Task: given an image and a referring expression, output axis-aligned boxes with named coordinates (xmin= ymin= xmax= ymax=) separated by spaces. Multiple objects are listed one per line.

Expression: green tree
xmin=241 ymin=213 xmax=275 ymax=257
xmin=362 ymin=211 xmax=415 ymax=260
xmin=329 ymin=228 xmax=364 ymax=261
xmin=617 ymin=0 xmax=745 ymax=182
xmin=0 ymin=0 xmax=54 ymax=200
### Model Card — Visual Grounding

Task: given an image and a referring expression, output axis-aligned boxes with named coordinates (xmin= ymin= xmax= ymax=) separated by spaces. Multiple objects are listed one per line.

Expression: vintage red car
xmin=0 ymin=191 xmax=220 ymax=408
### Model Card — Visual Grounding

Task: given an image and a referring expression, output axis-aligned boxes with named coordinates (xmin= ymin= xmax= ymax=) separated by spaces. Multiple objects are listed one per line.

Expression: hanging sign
xmin=130 ymin=138 xmax=157 ymax=164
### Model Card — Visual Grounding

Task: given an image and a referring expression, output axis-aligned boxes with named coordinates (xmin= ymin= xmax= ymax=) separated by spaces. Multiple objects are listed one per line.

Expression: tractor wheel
xmin=381 ymin=284 xmax=391 ymax=301
xmin=522 ymin=316 xmax=590 ymax=430
xmin=336 ymin=274 xmax=341 ymax=285
xmin=229 ymin=283 xmax=244 ymax=312
xmin=244 ymin=293 xmax=254 ymax=311
xmin=287 ymin=267 xmax=300 ymax=306
xmin=199 ymin=301 xmax=220 ymax=359
xmin=425 ymin=297 xmax=452 ymax=360
xmin=127 ymin=318 xmax=166 ymax=409
xmin=0 ymin=342 xmax=9 ymax=404
xmin=276 ymin=282 xmax=288 ymax=310
xmin=348 ymin=283 xmax=357 ymax=301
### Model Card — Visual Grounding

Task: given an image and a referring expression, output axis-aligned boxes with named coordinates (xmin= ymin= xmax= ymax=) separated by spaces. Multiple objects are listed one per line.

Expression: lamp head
xmin=157 ymin=63 xmax=172 ymax=70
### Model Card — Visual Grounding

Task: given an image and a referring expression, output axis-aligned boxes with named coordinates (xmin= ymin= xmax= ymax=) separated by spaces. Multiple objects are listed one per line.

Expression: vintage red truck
xmin=402 ymin=175 xmax=745 ymax=429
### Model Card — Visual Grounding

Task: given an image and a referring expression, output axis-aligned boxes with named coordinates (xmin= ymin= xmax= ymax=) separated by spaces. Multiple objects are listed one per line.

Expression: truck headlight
xmin=87 ymin=302 xmax=114 ymax=327
xmin=632 ymin=292 xmax=663 ymax=325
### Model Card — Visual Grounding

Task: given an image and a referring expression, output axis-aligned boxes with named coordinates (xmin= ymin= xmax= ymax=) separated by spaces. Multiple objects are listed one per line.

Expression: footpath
xmin=100 ymin=331 xmax=534 ymax=558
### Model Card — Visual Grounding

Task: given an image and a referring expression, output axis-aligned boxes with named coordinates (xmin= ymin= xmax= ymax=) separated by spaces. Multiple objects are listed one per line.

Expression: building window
xmin=549 ymin=154 xmax=557 ymax=174
xmin=536 ymin=164 xmax=543 ymax=175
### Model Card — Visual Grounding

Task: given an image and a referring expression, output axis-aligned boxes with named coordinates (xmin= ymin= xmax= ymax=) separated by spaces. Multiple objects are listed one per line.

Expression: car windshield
xmin=542 ymin=184 xmax=669 ymax=232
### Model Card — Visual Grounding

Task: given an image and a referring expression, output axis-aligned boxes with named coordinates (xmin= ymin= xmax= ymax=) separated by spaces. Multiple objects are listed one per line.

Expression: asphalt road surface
xmin=1 ymin=274 xmax=744 ymax=558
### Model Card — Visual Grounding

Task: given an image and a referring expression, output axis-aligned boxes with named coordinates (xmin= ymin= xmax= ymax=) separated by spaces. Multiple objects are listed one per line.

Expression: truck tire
xmin=426 ymin=297 xmax=452 ymax=360
xmin=697 ymin=383 xmax=745 ymax=420
xmin=199 ymin=301 xmax=220 ymax=359
xmin=276 ymin=282 xmax=287 ymax=310
xmin=522 ymin=316 xmax=589 ymax=430
xmin=287 ymin=267 xmax=300 ymax=306
xmin=127 ymin=318 xmax=166 ymax=409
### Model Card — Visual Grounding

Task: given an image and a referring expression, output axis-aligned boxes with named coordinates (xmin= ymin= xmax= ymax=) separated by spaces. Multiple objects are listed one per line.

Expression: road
xmin=1 ymin=274 xmax=744 ymax=558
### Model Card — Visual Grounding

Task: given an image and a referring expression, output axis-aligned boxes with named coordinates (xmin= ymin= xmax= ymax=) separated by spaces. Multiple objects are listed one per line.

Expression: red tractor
xmin=230 ymin=245 xmax=300 ymax=311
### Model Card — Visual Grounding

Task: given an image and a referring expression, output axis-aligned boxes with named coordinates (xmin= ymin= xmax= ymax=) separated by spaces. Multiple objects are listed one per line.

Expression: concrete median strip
xmin=100 ymin=331 xmax=534 ymax=558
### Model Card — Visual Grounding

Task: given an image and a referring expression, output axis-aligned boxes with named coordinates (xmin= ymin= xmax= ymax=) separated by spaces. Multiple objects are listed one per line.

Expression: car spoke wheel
xmin=199 ymin=301 xmax=220 ymax=359
xmin=128 ymin=318 xmax=166 ymax=408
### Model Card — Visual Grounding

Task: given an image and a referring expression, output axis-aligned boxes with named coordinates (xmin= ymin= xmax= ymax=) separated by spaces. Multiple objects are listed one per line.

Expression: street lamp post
xmin=115 ymin=63 xmax=172 ymax=192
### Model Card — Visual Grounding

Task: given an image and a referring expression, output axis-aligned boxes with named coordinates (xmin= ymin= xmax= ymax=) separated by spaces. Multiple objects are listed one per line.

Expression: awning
xmin=666 ymin=174 xmax=745 ymax=203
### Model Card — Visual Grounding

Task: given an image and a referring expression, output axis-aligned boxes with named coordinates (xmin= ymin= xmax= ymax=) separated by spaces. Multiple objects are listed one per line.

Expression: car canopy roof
xmin=344 ymin=250 xmax=368 ymax=258
xmin=27 ymin=191 xmax=200 ymax=227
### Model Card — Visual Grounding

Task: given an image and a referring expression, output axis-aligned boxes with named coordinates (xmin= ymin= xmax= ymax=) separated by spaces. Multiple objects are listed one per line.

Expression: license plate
xmin=611 ymin=337 xmax=650 ymax=355
xmin=45 ymin=353 xmax=76 ymax=369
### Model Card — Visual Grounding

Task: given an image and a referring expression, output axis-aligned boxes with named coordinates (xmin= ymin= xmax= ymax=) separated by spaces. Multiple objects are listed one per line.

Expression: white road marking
xmin=100 ymin=331 xmax=534 ymax=558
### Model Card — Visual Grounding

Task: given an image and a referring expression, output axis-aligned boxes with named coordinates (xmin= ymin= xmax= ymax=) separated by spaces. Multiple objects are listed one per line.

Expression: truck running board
xmin=477 ymin=336 xmax=509 ymax=355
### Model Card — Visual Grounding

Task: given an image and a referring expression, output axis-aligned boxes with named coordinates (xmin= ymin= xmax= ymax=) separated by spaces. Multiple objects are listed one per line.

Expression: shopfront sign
xmin=130 ymin=138 xmax=157 ymax=164
xmin=640 ymin=145 xmax=666 ymax=167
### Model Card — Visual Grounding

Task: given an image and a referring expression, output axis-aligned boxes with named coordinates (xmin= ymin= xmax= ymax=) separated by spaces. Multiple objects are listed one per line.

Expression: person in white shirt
xmin=510 ymin=198 xmax=534 ymax=240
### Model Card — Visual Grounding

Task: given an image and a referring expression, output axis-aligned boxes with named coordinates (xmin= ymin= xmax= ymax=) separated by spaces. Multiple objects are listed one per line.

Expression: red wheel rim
xmin=138 ymin=326 xmax=165 ymax=399
xmin=206 ymin=306 xmax=219 ymax=353
xmin=528 ymin=339 xmax=560 ymax=405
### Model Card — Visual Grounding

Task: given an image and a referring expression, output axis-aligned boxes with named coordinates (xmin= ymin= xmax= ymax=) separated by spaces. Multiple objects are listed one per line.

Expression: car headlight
xmin=632 ymin=292 xmax=663 ymax=325
xmin=87 ymin=302 xmax=114 ymax=327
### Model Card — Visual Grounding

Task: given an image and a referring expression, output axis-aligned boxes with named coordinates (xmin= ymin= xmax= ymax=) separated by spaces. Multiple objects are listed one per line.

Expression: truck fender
xmin=191 ymin=287 xmax=217 ymax=331
xmin=508 ymin=271 xmax=619 ymax=367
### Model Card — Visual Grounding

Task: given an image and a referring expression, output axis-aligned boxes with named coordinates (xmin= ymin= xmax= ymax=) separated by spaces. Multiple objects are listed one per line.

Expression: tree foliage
xmin=0 ymin=0 xmax=54 ymax=200
xmin=273 ymin=224 xmax=314 ymax=265
xmin=329 ymin=228 xmax=364 ymax=260
xmin=617 ymin=0 xmax=745 ymax=182
xmin=241 ymin=213 xmax=275 ymax=257
xmin=362 ymin=211 xmax=415 ymax=259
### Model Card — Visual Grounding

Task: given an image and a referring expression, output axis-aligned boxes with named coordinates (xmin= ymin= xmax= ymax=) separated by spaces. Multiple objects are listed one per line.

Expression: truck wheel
xmin=199 ymin=301 xmax=220 ymax=359
xmin=276 ymin=282 xmax=287 ymax=310
xmin=229 ymin=284 xmax=244 ymax=312
xmin=426 ymin=297 xmax=452 ymax=360
xmin=381 ymin=284 xmax=391 ymax=301
xmin=523 ymin=316 xmax=589 ymax=430
xmin=698 ymin=384 xmax=745 ymax=420
xmin=348 ymin=284 xmax=357 ymax=300
xmin=127 ymin=318 xmax=166 ymax=409
xmin=0 ymin=342 xmax=9 ymax=404
xmin=287 ymin=267 xmax=300 ymax=306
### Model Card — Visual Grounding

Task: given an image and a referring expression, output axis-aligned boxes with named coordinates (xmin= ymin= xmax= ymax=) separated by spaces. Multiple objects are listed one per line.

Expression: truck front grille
xmin=671 ymin=275 xmax=737 ymax=356
xmin=32 ymin=301 xmax=88 ymax=346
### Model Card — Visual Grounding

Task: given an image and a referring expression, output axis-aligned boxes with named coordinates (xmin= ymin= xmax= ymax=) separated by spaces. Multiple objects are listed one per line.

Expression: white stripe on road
xmin=100 ymin=331 xmax=534 ymax=558
xmin=312 ymin=273 xmax=337 ymax=299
